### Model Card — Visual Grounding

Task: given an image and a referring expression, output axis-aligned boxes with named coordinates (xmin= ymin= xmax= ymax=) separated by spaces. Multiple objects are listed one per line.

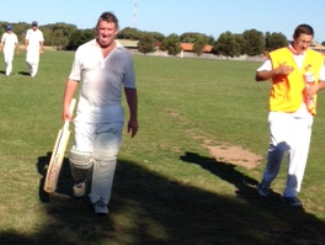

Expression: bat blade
xmin=44 ymin=129 xmax=71 ymax=193
xmin=44 ymin=99 xmax=76 ymax=193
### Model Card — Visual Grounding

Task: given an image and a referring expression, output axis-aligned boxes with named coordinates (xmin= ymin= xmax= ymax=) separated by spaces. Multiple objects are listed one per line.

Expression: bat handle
xmin=63 ymin=98 xmax=77 ymax=130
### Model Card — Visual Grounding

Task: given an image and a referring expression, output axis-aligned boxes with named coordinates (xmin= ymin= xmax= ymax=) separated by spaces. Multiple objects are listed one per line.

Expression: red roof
xmin=180 ymin=43 xmax=212 ymax=53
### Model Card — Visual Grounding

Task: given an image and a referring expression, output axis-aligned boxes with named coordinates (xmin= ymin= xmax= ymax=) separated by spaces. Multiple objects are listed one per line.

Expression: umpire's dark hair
xmin=293 ymin=24 xmax=314 ymax=38
xmin=96 ymin=12 xmax=119 ymax=29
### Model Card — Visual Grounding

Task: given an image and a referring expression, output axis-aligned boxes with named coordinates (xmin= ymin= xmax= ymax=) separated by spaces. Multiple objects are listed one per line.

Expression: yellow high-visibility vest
xmin=269 ymin=47 xmax=323 ymax=115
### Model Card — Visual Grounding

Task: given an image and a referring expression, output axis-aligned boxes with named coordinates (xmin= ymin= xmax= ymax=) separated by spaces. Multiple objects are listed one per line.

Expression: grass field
xmin=1 ymin=50 xmax=325 ymax=245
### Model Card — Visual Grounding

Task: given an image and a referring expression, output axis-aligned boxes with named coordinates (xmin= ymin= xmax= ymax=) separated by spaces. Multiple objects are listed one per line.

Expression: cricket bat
xmin=44 ymin=98 xmax=77 ymax=193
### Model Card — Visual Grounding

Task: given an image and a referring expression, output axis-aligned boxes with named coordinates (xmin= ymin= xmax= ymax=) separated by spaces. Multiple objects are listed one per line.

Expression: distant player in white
xmin=24 ymin=21 xmax=44 ymax=77
xmin=0 ymin=26 xmax=19 ymax=76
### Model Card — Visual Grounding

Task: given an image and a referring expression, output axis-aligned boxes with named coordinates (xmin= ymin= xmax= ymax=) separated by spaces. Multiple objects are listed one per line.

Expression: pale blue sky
xmin=2 ymin=0 xmax=325 ymax=42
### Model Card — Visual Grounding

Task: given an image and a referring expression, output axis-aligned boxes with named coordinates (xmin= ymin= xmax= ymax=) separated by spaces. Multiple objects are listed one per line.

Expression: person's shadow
xmin=180 ymin=151 xmax=284 ymax=203
xmin=18 ymin=71 xmax=31 ymax=76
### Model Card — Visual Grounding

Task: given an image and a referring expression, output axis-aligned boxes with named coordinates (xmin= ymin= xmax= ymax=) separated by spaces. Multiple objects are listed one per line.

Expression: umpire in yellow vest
xmin=255 ymin=24 xmax=325 ymax=207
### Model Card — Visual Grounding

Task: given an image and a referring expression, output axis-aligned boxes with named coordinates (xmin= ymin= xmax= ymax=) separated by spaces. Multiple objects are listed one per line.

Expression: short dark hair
xmin=293 ymin=24 xmax=314 ymax=38
xmin=96 ymin=12 xmax=119 ymax=29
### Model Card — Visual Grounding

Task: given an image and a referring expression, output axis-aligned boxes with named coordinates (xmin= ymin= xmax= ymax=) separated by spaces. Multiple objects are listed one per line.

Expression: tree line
xmin=1 ymin=21 xmax=324 ymax=57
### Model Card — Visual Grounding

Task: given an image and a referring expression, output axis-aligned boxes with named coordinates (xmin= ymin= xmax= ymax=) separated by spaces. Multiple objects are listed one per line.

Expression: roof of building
xmin=116 ymin=39 xmax=139 ymax=48
xmin=311 ymin=41 xmax=325 ymax=51
xmin=180 ymin=43 xmax=213 ymax=53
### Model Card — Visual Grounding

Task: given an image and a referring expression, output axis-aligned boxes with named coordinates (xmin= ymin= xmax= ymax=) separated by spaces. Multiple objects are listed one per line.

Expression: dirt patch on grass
xmin=189 ymin=133 xmax=263 ymax=169
xmin=202 ymin=140 xmax=263 ymax=169
xmin=164 ymin=108 xmax=263 ymax=169
xmin=0 ymin=205 xmax=8 ymax=213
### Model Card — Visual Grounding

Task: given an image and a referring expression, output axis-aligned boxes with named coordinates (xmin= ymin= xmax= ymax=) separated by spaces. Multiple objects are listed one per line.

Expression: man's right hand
xmin=275 ymin=62 xmax=294 ymax=75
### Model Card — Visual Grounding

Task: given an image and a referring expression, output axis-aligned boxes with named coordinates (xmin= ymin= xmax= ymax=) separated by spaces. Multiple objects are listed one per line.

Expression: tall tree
xmin=66 ymin=29 xmax=95 ymax=50
xmin=242 ymin=29 xmax=265 ymax=56
xmin=160 ymin=34 xmax=181 ymax=56
xmin=213 ymin=31 xmax=241 ymax=57
xmin=233 ymin=34 xmax=246 ymax=55
xmin=180 ymin=32 xmax=210 ymax=44
xmin=265 ymin=32 xmax=288 ymax=51
xmin=138 ymin=33 xmax=155 ymax=54
xmin=118 ymin=27 xmax=142 ymax=40
xmin=193 ymin=36 xmax=208 ymax=56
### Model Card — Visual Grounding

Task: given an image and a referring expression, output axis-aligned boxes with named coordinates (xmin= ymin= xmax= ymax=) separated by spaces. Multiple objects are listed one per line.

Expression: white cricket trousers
xmin=3 ymin=50 xmax=14 ymax=76
xmin=26 ymin=51 xmax=40 ymax=77
xmin=261 ymin=111 xmax=313 ymax=197
xmin=73 ymin=121 xmax=123 ymax=204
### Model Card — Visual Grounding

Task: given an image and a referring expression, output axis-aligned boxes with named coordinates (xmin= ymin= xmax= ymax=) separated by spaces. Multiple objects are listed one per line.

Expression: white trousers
xmin=261 ymin=112 xmax=313 ymax=197
xmin=26 ymin=51 xmax=40 ymax=77
xmin=72 ymin=121 xmax=123 ymax=204
xmin=3 ymin=51 xmax=14 ymax=76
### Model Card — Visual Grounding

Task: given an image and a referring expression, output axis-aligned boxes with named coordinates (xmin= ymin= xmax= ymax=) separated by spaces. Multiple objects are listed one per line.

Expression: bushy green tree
xmin=233 ymin=34 xmax=246 ymax=55
xmin=207 ymin=35 xmax=215 ymax=46
xmin=138 ymin=33 xmax=155 ymax=54
xmin=193 ymin=36 xmax=208 ymax=56
xmin=66 ymin=29 xmax=95 ymax=50
xmin=149 ymin=31 xmax=165 ymax=43
xmin=265 ymin=32 xmax=288 ymax=51
xmin=43 ymin=23 xmax=78 ymax=50
xmin=213 ymin=31 xmax=241 ymax=57
xmin=160 ymin=34 xmax=181 ymax=56
xmin=117 ymin=27 xmax=142 ymax=40
xmin=242 ymin=29 xmax=265 ymax=56
xmin=180 ymin=32 xmax=210 ymax=44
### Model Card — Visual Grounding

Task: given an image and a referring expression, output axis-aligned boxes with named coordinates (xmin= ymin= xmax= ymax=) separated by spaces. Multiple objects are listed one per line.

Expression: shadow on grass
xmin=18 ymin=71 xmax=31 ymax=76
xmin=1 ymin=152 xmax=325 ymax=245
xmin=0 ymin=70 xmax=30 ymax=77
xmin=36 ymin=152 xmax=75 ymax=203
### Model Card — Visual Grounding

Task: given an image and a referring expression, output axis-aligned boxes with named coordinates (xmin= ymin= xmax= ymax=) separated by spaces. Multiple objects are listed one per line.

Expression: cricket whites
xmin=44 ymin=98 xmax=76 ymax=193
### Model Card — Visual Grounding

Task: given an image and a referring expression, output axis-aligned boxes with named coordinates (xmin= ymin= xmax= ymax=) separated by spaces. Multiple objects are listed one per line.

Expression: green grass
xmin=1 ymin=51 xmax=325 ymax=245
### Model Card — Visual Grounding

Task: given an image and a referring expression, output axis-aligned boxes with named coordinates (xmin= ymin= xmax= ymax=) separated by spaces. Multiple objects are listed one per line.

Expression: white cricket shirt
xmin=1 ymin=32 xmax=18 ymax=52
xmin=25 ymin=28 xmax=44 ymax=52
xmin=69 ymin=39 xmax=136 ymax=123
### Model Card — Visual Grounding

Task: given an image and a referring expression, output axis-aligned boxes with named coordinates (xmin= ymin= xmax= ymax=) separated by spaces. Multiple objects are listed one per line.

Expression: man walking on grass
xmin=255 ymin=24 xmax=325 ymax=207
xmin=62 ymin=12 xmax=138 ymax=215
xmin=25 ymin=21 xmax=44 ymax=77
xmin=0 ymin=25 xmax=19 ymax=76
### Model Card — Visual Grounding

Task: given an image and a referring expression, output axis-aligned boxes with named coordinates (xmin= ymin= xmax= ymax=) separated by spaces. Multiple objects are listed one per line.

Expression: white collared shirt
xmin=69 ymin=39 xmax=136 ymax=123
xmin=25 ymin=28 xmax=44 ymax=52
xmin=1 ymin=32 xmax=18 ymax=52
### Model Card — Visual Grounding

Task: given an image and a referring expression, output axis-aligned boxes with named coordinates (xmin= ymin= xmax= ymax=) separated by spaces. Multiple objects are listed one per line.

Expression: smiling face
xmin=96 ymin=20 xmax=118 ymax=48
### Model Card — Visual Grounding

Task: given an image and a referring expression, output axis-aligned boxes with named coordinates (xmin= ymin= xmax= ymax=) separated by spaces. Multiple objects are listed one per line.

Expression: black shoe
xmin=282 ymin=196 xmax=302 ymax=207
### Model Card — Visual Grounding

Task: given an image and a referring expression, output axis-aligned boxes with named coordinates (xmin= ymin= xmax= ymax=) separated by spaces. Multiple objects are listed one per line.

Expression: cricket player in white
xmin=62 ymin=12 xmax=138 ymax=215
xmin=25 ymin=21 xmax=44 ymax=77
xmin=0 ymin=26 xmax=19 ymax=76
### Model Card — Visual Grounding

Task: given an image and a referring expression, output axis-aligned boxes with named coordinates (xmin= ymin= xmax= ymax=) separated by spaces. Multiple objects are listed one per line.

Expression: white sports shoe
xmin=93 ymin=199 xmax=109 ymax=215
xmin=73 ymin=182 xmax=86 ymax=197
